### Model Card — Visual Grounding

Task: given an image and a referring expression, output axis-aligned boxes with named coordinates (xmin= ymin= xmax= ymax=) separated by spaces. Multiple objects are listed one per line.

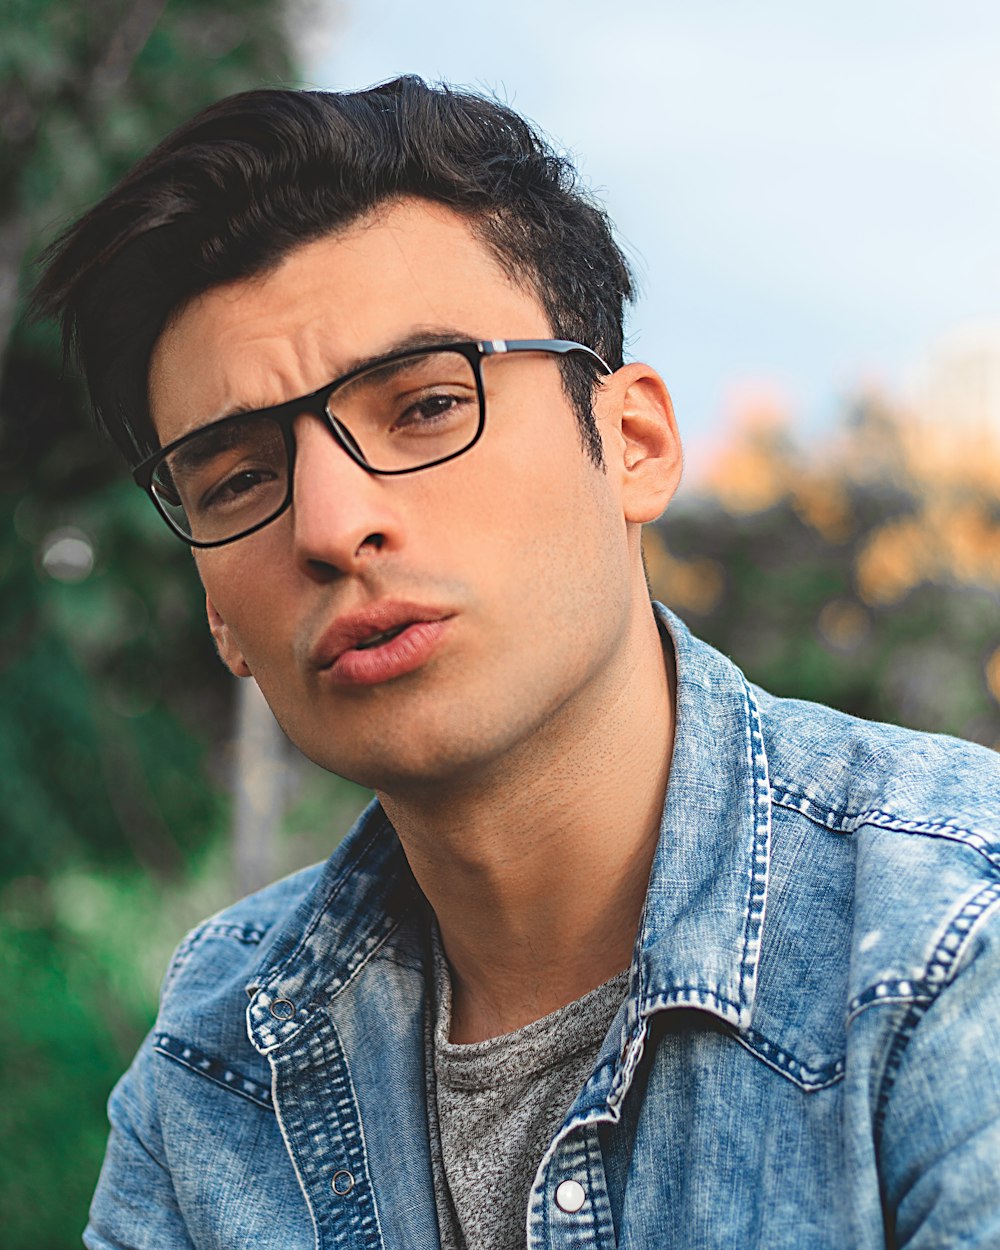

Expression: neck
xmin=378 ymin=603 xmax=675 ymax=1043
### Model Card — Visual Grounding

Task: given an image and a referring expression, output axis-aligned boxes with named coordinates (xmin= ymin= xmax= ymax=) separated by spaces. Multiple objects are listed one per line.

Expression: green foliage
xmin=0 ymin=852 xmax=238 ymax=1249
xmin=0 ymin=3 xmax=304 ymax=1243
xmin=1 ymin=914 xmax=132 ymax=1250
xmin=0 ymin=480 xmax=228 ymax=880
xmin=1 ymin=0 xmax=302 ymax=881
xmin=3 ymin=0 xmax=295 ymax=227
xmin=0 ymin=777 xmax=364 ymax=1249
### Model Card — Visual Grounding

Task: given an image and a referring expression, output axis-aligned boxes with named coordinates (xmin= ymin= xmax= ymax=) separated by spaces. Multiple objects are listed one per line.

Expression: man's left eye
xmin=415 ymin=394 xmax=458 ymax=418
xmin=396 ymin=393 xmax=463 ymax=427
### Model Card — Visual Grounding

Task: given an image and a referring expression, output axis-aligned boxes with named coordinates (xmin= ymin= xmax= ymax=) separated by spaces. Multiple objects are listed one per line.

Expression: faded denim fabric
xmin=85 ymin=606 xmax=1000 ymax=1249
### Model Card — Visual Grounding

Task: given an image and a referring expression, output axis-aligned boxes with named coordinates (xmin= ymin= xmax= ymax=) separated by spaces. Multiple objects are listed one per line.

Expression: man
xmin=35 ymin=77 xmax=1000 ymax=1249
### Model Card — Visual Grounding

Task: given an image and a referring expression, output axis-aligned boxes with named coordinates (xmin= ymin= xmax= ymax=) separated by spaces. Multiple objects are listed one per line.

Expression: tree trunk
xmin=232 ymin=677 xmax=287 ymax=899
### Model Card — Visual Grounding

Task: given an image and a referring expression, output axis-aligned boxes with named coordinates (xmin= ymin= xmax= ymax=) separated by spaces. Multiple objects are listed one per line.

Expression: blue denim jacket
xmin=85 ymin=606 xmax=1000 ymax=1249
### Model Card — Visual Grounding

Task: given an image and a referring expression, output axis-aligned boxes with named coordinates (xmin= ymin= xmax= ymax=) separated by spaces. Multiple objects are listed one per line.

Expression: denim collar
xmin=633 ymin=603 xmax=769 ymax=1033
xmin=245 ymin=605 xmax=770 ymax=1057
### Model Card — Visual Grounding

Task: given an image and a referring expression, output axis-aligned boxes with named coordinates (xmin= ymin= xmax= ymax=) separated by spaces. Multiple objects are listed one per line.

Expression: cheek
xmin=439 ymin=417 xmax=624 ymax=607
xmin=195 ymin=540 xmax=286 ymax=652
xmin=459 ymin=392 xmax=592 ymax=519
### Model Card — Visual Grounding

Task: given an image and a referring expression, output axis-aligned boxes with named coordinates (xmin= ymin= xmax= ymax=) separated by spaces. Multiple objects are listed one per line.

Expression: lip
xmin=312 ymin=601 xmax=454 ymax=687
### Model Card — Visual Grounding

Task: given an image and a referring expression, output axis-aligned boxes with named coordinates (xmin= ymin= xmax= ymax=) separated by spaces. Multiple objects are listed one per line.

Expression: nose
xmin=288 ymin=413 xmax=403 ymax=579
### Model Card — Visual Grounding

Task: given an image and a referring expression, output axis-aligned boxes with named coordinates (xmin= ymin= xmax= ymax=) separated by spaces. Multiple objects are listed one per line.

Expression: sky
xmin=303 ymin=2 xmax=1000 ymax=470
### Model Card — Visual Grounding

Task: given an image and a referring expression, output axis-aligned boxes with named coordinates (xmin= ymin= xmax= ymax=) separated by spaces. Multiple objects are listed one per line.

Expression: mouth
xmin=312 ymin=602 xmax=455 ymax=687
xmin=352 ymin=624 xmax=409 ymax=651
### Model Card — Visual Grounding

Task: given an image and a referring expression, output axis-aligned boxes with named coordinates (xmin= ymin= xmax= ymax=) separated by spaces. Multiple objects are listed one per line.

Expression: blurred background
xmin=2 ymin=1 xmax=999 ymax=1243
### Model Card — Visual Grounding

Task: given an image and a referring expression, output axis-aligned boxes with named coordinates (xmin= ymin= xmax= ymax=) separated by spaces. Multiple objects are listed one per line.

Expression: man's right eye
xmin=199 ymin=466 xmax=278 ymax=513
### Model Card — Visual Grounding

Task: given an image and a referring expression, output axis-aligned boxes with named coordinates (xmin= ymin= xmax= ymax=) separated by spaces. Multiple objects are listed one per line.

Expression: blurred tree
xmin=1 ymin=0 xmax=298 ymax=883
xmin=648 ymin=392 xmax=1000 ymax=751
xmin=0 ymin=3 xmax=305 ymax=1244
xmin=1 ymin=0 xmax=296 ymax=371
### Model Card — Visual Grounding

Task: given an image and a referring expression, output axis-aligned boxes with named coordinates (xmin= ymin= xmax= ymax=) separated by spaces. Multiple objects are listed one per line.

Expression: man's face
xmin=149 ymin=198 xmax=655 ymax=792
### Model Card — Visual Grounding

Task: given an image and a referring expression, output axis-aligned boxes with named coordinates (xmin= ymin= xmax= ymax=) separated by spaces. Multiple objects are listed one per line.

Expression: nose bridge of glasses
xmin=292 ymin=404 xmax=372 ymax=474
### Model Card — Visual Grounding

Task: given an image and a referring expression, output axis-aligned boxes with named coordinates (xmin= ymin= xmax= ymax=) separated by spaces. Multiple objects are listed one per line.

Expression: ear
xmin=205 ymin=594 xmax=253 ymax=678
xmin=601 ymin=364 xmax=682 ymax=523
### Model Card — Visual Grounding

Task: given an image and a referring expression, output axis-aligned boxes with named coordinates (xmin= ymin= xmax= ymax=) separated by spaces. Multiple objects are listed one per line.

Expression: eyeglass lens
xmin=150 ymin=349 xmax=482 ymax=544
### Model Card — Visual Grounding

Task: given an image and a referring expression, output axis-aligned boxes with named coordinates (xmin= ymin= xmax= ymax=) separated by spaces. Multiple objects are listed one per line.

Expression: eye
xmin=393 ymin=390 xmax=469 ymax=431
xmin=222 ymin=469 xmax=270 ymax=497
xmin=201 ymin=466 xmax=278 ymax=512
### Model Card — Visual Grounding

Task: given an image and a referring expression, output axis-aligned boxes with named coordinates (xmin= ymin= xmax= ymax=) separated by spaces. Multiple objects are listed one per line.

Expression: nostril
xmin=356 ymin=533 xmax=385 ymax=555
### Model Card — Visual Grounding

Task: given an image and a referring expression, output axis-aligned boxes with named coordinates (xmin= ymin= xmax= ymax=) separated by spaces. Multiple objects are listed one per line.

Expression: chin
xmin=314 ymin=748 xmax=481 ymax=795
xmin=308 ymin=722 xmax=520 ymax=797
xmin=286 ymin=674 xmax=563 ymax=793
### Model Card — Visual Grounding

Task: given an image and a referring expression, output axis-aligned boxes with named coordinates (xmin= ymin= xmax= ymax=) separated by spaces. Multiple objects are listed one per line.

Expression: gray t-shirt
xmin=424 ymin=925 xmax=629 ymax=1250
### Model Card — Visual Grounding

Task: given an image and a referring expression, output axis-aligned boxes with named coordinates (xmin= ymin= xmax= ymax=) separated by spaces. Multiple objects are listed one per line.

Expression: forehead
xmin=148 ymin=198 xmax=550 ymax=442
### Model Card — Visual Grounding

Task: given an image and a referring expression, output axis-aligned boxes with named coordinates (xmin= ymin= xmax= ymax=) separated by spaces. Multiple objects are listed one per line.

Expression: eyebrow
xmin=167 ymin=417 xmax=280 ymax=476
xmin=358 ymin=327 xmax=476 ymax=365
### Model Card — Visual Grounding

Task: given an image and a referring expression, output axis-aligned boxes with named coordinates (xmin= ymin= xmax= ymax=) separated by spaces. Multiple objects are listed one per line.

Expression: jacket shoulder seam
xmin=160 ymin=917 xmax=274 ymax=1001
xmin=771 ymin=779 xmax=1000 ymax=870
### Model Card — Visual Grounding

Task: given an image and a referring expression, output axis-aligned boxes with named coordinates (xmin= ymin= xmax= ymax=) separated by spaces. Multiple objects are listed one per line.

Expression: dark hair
xmin=32 ymin=75 xmax=634 ymax=467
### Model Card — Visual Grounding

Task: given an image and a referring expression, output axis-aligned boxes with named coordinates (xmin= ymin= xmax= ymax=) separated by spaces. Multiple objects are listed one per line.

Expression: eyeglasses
xmin=132 ymin=338 xmax=612 ymax=547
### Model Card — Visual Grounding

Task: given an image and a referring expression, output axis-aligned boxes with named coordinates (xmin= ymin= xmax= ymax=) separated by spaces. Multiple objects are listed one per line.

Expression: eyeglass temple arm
xmin=480 ymin=339 xmax=613 ymax=375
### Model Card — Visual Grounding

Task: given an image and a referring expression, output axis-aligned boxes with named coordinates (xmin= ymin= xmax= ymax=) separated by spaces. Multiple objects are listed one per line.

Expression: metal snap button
xmin=269 ymin=997 xmax=295 ymax=1021
xmin=331 ymin=1169 xmax=355 ymax=1196
xmin=555 ymin=1180 xmax=586 ymax=1213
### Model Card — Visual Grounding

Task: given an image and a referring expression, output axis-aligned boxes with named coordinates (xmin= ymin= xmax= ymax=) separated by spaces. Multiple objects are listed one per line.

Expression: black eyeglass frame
xmin=132 ymin=338 xmax=613 ymax=548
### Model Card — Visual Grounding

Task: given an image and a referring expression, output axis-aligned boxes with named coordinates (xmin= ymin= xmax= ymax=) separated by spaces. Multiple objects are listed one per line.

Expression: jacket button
xmin=555 ymin=1180 xmax=586 ymax=1213
xmin=269 ymin=998 xmax=295 ymax=1020
xmin=331 ymin=1170 xmax=355 ymax=1196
